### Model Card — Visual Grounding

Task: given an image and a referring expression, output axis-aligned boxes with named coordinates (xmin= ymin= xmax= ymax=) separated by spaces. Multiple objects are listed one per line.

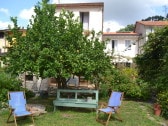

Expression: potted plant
xmin=153 ymin=103 xmax=161 ymax=116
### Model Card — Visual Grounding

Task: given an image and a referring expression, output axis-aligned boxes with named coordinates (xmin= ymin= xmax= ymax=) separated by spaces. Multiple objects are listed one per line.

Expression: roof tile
xmin=136 ymin=21 xmax=168 ymax=26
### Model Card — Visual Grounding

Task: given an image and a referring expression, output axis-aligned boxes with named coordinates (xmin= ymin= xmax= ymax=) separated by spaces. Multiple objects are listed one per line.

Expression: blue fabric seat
xmin=96 ymin=91 xmax=124 ymax=126
xmin=7 ymin=91 xmax=34 ymax=126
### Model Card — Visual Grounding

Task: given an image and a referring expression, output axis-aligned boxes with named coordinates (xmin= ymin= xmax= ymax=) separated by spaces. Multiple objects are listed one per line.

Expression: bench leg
xmin=53 ymin=106 xmax=56 ymax=112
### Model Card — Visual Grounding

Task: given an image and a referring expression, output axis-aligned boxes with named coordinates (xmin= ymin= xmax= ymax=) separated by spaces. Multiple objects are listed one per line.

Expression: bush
xmin=120 ymin=68 xmax=138 ymax=82
xmin=99 ymin=68 xmax=150 ymax=101
xmin=0 ymin=71 xmax=22 ymax=103
xmin=117 ymin=83 xmax=140 ymax=98
xmin=99 ymin=83 xmax=111 ymax=98
xmin=0 ymin=70 xmax=36 ymax=109
xmin=25 ymin=89 xmax=36 ymax=99
xmin=99 ymin=68 xmax=130 ymax=98
xmin=116 ymin=82 xmax=150 ymax=100
xmin=157 ymin=90 xmax=168 ymax=119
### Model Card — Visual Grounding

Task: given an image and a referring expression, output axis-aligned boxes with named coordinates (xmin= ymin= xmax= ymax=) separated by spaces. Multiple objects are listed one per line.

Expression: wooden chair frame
xmin=96 ymin=91 xmax=124 ymax=126
xmin=7 ymin=91 xmax=34 ymax=126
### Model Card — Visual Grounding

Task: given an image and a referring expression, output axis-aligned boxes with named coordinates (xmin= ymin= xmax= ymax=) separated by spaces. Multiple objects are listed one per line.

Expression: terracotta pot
xmin=154 ymin=109 xmax=161 ymax=116
xmin=153 ymin=104 xmax=161 ymax=116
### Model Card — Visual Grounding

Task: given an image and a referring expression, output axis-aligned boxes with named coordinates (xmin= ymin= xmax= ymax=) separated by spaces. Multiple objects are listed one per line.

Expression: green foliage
xmin=0 ymin=70 xmax=22 ymax=103
xmin=99 ymin=67 xmax=130 ymax=98
xmin=0 ymin=69 xmax=35 ymax=109
xmin=117 ymin=82 xmax=150 ymax=100
xmin=25 ymin=89 xmax=36 ymax=99
xmin=2 ymin=0 xmax=112 ymax=89
xmin=135 ymin=26 xmax=168 ymax=118
xmin=142 ymin=15 xmax=165 ymax=21
xmin=120 ymin=68 xmax=137 ymax=81
xmin=117 ymin=24 xmax=135 ymax=32
xmin=135 ymin=26 xmax=168 ymax=90
xmin=99 ymin=83 xmax=109 ymax=98
xmin=157 ymin=90 xmax=168 ymax=119
xmin=2 ymin=17 xmax=26 ymax=75
xmin=100 ymin=68 xmax=150 ymax=100
xmin=118 ymin=68 xmax=150 ymax=100
xmin=118 ymin=83 xmax=141 ymax=98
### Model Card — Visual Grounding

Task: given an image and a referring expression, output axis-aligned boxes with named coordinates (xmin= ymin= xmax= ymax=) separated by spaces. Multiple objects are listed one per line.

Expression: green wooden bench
xmin=53 ymin=89 xmax=99 ymax=111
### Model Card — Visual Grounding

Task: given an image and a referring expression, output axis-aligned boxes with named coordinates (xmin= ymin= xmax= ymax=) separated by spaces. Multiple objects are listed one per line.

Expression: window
xmin=0 ymin=32 xmax=4 ymax=38
xmin=112 ymin=40 xmax=118 ymax=51
xmin=25 ymin=75 xmax=33 ymax=81
xmin=125 ymin=40 xmax=131 ymax=50
xmin=80 ymin=12 xmax=89 ymax=30
xmin=125 ymin=62 xmax=131 ymax=68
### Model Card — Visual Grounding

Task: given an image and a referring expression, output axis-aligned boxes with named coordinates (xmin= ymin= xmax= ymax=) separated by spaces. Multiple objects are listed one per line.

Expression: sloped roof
xmin=135 ymin=21 xmax=168 ymax=26
xmin=0 ymin=29 xmax=26 ymax=32
xmin=55 ymin=2 xmax=104 ymax=9
xmin=103 ymin=32 xmax=139 ymax=36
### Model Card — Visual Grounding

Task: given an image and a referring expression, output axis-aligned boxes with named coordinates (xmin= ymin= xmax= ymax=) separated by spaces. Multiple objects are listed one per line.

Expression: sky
xmin=0 ymin=0 xmax=168 ymax=32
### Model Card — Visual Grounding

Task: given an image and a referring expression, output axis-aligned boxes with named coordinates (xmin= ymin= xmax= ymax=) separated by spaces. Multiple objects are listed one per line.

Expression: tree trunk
xmin=56 ymin=76 xmax=67 ymax=89
xmin=56 ymin=77 xmax=62 ymax=89
xmin=61 ymin=77 xmax=67 ymax=89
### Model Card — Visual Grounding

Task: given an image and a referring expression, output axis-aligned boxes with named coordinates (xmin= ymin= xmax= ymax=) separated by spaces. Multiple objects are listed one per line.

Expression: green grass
xmin=0 ymin=97 xmax=167 ymax=126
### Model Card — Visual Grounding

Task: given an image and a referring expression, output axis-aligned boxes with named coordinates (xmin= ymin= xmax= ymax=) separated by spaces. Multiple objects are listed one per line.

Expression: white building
xmin=55 ymin=2 xmax=104 ymax=39
xmin=103 ymin=32 xmax=139 ymax=67
xmin=0 ymin=29 xmax=26 ymax=67
xmin=134 ymin=21 xmax=168 ymax=54
xmin=103 ymin=21 xmax=168 ymax=67
xmin=0 ymin=31 xmax=6 ymax=54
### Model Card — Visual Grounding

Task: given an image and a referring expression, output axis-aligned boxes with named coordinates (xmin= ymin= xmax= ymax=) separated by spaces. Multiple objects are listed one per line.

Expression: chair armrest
xmin=99 ymin=102 xmax=107 ymax=109
xmin=8 ymin=105 xmax=15 ymax=111
xmin=109 ymin=106 xmax=120 ymax=112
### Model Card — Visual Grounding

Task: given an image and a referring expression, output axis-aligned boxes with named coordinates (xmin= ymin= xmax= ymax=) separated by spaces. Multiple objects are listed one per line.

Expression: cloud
xmin=19 ymin=7 xmax=35 ymax=20
xmin=0 ymin=8 xmax=9 ymax=15
xmin=103 ymin=21 xmax=124 ymax=32
xmin=0 ymin=21 xmax=13 ymax=29
xmin=51 ymin=0 xmax=168 ymax=31
xmin=148 ymin=0 xmax=168 ymax=6
xmin=105 ymin=0 xmax=168 ymax=25
xmin=104 ymin=0 xmax=155 ymax=25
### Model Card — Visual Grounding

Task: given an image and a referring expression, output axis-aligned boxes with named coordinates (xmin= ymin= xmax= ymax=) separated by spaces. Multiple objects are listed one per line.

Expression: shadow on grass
xmin=57 ymin=106 xmax=96 ymax=113
xmin=28 ymin=96 xmax=96 ymax=113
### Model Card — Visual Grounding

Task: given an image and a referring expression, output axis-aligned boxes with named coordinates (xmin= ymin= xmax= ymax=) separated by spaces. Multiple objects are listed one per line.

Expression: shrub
xmin=99 ymin=68 xmax=150 ymax=101
xmin=99 ymin=68 xmax=130 ymax=98
xmin=136 ymin=79 xmax=151 ymax=100
xmin=120 ymin=68 xmax=138 ymax=82
xmin=157 ymin=90 xmax=168 ymax=119
xmin=0 ymin=71 xmax=22 ymax=102
xmin=25 ymin=89 xmax=36 ymax=99
xmin=117 ymin=83 xmax=140 ymax=98
xmin=99 ymin=82 xmax=112 ymax=98
xmin=116 ymin=82 xmax=150 ymax=100
xmin=0 ymin=70 xmax=36 ymax=109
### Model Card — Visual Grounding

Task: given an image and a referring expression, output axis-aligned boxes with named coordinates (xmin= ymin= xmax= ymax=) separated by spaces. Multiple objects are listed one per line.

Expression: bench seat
xmin=53 ymin=89 xmax=98 ymax=111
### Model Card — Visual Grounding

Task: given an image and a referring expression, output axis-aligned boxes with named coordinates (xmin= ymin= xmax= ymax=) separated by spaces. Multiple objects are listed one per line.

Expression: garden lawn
xmin=0 ymin=97 xmax=167 ymax=126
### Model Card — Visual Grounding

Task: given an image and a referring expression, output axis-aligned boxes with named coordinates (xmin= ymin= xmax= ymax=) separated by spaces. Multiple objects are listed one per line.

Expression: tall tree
xmin=142 ymin=15 xmax=165 ymax=21
xmin=117 ymin=24 xmax=135 ymax=32
xmin=2 ymin=0 xmax=112 ymax=89
xmin=135 ymin=26 xmax=168 ymax=91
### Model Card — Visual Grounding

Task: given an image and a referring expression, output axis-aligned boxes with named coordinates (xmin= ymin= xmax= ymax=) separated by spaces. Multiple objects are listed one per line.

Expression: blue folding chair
xmin=96 ymin=91 xmax=124 ymax=126
xmin=7 ymin=91 xmax=34 ymax=126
